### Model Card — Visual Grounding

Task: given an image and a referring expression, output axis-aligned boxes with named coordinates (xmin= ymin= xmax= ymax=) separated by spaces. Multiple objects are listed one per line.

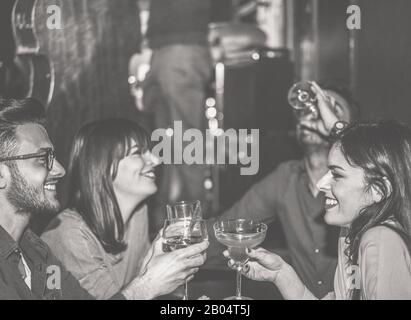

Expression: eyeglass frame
xmin=0 ymin=148 xmax=55 ymax=171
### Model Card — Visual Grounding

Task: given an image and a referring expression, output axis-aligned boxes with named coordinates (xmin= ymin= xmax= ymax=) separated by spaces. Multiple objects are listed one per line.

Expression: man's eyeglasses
xmin=0 ymin=148 xmax=55 ymax=171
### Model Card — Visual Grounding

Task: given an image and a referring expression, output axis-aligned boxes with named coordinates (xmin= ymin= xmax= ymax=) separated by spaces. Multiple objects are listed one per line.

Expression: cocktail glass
xmin=214 ymin=219 xmax=267 ymax=300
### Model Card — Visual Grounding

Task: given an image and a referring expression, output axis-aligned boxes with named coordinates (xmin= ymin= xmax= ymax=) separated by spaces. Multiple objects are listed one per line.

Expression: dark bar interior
xmin=0 ymin=0 xmax=410 ymax=302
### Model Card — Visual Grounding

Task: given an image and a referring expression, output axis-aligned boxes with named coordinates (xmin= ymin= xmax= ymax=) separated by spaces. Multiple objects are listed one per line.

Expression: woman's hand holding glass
xmin=224 ymin=247 xmax=307 ymax=300
xmin=125 ymin=228 xmax=208 ymax=300
xmin=224 ymin=247 xmax=285 ymax=283
xmin=139 ymin=229 xmax=164 ymax=274
xmin=162 ymin=218 xmax=208 ymax=299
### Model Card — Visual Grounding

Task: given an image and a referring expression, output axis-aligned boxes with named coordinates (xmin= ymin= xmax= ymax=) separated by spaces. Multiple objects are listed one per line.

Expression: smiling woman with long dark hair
xmin=225 ymin=120 xmax=411 ymax=300
xmin=221 ymin=83 xmax=411 ymax=300
xmin=41 ymin=118 xmax=208 ymax=299
xmin=64 ymin=119 xmax=153 ymax=255
xmin=317 ymin=121 xmax=411 ymax=299
xmin=335 ymin=122 xmax=411 ymax=266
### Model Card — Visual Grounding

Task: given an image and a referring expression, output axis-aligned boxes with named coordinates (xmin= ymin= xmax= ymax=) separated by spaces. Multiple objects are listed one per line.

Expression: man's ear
xmin=370 ymin=177 xmax=392 ymax=203
xmin=0 ymin=164 xmax=10 ymax=189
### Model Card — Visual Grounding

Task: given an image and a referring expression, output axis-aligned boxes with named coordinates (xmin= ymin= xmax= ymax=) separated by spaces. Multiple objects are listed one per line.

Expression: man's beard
xmin=6 ymin=164 xmax=60 ymax=217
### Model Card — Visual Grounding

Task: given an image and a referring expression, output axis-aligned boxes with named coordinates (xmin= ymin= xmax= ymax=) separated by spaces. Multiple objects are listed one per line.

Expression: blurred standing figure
xmin=143 ymin=0 xmax=213 ymax=229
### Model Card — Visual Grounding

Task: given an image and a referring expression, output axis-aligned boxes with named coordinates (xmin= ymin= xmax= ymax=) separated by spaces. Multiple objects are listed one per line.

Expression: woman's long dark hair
xmin=66 ymin=118 xmax=150 ymax=254
xmin=334 ymin=121 xmax=411 ymax=298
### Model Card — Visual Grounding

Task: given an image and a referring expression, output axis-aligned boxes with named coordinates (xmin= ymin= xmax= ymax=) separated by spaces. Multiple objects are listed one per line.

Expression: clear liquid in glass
xmin=215 ymin=231 xmax=266 ymax=266
xmin=163 ymin=235 xmax=204 ymax=252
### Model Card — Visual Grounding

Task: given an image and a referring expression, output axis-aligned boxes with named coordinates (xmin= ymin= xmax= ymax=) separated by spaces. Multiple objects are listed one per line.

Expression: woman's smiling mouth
xmin=141 ymin=170 xmax=156 ymax=179
xmin=325 ymin=197 xmax=338 ymax=210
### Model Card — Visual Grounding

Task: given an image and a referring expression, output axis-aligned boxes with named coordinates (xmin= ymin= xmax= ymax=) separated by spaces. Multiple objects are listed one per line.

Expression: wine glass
xmin=167 ymin=200 xmax=202 ymax=220
xmin=214 ymin=219 xmax=267 ymax=300
xmin=162 ymin=218 xmax=208 ymax=300
xmin=287 ymin=81 xmax=319 ymax=119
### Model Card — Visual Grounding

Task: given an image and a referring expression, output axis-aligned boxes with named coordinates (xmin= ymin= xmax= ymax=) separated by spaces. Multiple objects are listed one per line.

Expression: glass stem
xmin=236 ymin=268 xmax=242 ymax=299
xmin=183 ymin=281 xmax=188 ymax=300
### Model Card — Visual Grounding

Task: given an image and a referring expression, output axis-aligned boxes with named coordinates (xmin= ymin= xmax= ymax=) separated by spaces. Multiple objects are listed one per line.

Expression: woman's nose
xmin=144 ymin=151 xmax=160 ymax=167
xmin=316 ymin=171 xmax=332 ymax=193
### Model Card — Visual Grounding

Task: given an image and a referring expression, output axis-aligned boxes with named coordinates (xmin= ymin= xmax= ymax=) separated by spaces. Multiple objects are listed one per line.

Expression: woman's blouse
xmin=41 ymin=206 xmax=151 ymax=299
xmin=303 ymin=226 xmax=411 ymax=300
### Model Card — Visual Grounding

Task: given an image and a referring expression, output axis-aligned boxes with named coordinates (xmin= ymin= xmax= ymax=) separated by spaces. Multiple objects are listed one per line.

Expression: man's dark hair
xmin=319 ymin=81 xmax=361 ymax=121
xmin=0 ymin=98 xmax=46 ymax=158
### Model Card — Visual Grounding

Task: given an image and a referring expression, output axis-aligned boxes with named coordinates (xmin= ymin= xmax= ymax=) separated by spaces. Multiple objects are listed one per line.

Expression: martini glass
xmin=214 ymin=219 xmax=267 ymax=300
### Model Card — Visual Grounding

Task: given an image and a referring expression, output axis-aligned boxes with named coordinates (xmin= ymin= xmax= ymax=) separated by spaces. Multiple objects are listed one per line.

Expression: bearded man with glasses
xmin=0 ymin=147 xmax=58 ymax=212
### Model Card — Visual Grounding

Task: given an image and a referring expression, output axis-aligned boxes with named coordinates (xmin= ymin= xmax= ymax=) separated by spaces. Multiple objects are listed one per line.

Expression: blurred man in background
xmin=143 ymin=0 xmax=213 ymax=230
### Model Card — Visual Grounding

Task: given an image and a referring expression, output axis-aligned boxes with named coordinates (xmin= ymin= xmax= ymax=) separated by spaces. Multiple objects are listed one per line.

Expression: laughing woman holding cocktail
xmin=42 ymin=119 xmax=208 ymax=299
xmin=225 ymin=86 xmax=411 ymax=299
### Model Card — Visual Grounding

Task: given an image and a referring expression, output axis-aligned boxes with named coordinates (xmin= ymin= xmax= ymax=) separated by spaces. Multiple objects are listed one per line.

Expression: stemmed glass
xmin=214 ymin=219 xmax=267 ymax=300
xmin=287 ymin=81 xmax=319 ymax=119
xmin=162 ymin=218 xmax=208 ymax=300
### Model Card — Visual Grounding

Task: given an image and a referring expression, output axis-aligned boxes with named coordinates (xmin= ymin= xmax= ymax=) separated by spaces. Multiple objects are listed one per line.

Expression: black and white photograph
xmin=0 ymin=0 xmax=410 ymax=307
